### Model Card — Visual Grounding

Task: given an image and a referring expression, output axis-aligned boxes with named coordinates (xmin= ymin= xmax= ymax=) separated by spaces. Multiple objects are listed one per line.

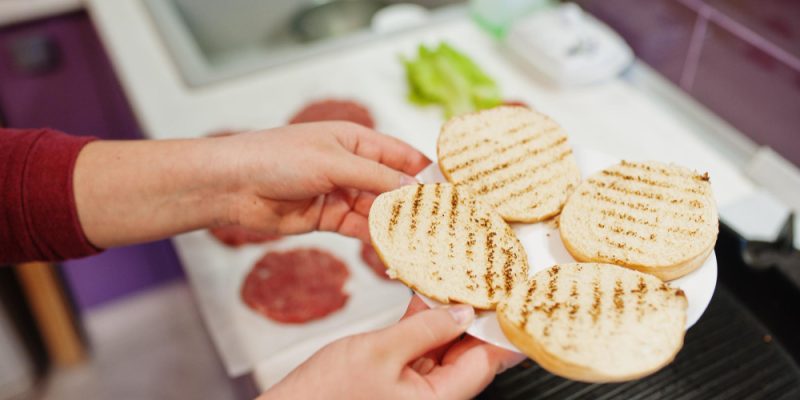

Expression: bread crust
xmin=368 ymin=183 xmax=529 ymax=310
xmin=497 ymin=263 xmax=687 ymax=383
xmin=558 ymin=161 xmax=718 ymax=281
xmin=560 ymin=230 xmax=716 ymax=281
xmin=497 ymin=306 xmax=684 ymax=382
xmin=436 ymin=106 xmax=581 ymax=223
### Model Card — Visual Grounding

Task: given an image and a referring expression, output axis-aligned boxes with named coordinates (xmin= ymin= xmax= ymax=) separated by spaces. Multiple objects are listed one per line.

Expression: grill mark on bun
xmin=568 ymin=281 xmax=579 ymax=320
xmin=603 ymin=237 xmax=645 ymax=254
xmin=519 ymin=280 xmax=537 ymax=328
xmin=481 ymin=216 xmax=497 ymax=300
xmin=460 ymin=138 xmax=569 ymax=184
xmin=475 ymin=148 xmax=573 ymax=195
xmin=448 ymin=187 xmax=459 ymax=237
xmin=535 ymin=303 xmax=561 ymax=337
xmin=588 ymin=191 xmax=658 ymax=213
xmin=599 ymin=208 xmax=656 ymax=227
xmin=427 ymin=184 xmax=442 ymax=237
xmin=388 ymin=199 xmax=404 ymax=235
xmin=620 ymin=160 xmax=678 ymax=177
xmin=495 ymin=183 xmax=555 ymax=209
xmin=440 ymin=120 xmax=536 ymax=160
xmin=501 ymin=247 xmax=515 ymax=293
xmin=409 ymin=185 xmax=424 ymax=233
xmin=590 ymin=278 xmax=602 ymax=323
xmin=447 ymin=188 xmax=460 ymax=259
xmin=588 ymin=179 xmax=670 ymax=202
xmin=440 ymin=138 xmax=491 ymax=160
xmin=605 ymin=225 xmax=654 ymax=242
xmin=466 ymin=206 xmax=477 ymax=261
xmin=466 ymin=269 xmax=479 ymax=289
xmin=445 ymin=126 xmax=555 ymax=171
xmin=587 ymin=190 xmax=707 ymax=221
xmin=601 ymin=170 xmax=705 ymax=195
xmin=632 ymin=276 xmax=648 ymax=320
xmin=546 ymin=266 xmax=560 ymax=301
xmin=613 ymin=279 xmax=625 ymax=315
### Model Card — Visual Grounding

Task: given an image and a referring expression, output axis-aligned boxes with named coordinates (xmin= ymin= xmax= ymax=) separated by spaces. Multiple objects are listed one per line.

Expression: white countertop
xmin=0 ymin=0 xmax=83 ymax=27
xmin=86 ymin=0 xmax=797 ymax=391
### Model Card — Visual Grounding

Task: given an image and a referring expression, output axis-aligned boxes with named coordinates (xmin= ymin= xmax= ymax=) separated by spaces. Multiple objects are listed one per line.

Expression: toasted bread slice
xmin=559 ymin=161 xmax=718 ymax=281
xmin=369 ymin=183 xmax=529 ymax=309
xmin=437 ymin=106 xmax=581 ymax=223
xmin=497 ymin=263 xmax=687 ymax=383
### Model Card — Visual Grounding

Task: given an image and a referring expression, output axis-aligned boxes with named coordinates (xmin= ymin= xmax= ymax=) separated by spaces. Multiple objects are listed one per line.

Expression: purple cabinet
xmin=0 ymin=11 xmax=184 ymax=310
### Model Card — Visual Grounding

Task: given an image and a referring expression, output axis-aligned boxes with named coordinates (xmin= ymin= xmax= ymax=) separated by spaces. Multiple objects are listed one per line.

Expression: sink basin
xmin=143 ymin=0 xmax=463 ymax=87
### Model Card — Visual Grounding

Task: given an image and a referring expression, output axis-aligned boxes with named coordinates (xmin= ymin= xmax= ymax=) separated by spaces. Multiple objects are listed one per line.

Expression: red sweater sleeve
xmin=1 ymin=128 xmax=101 ymax=263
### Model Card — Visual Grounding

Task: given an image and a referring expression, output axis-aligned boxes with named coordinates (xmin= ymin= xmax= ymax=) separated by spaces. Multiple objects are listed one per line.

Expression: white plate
xmin=414 ymin=147 xmax=717 ymax=352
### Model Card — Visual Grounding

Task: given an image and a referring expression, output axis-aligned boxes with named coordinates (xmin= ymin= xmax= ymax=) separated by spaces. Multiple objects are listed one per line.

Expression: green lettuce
xmin=403 ymin=42 xmax=502 ymax=118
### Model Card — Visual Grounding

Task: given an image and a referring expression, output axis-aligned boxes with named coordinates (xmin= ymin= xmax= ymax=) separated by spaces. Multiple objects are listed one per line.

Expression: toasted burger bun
xmin=437 ymin=106 xmax=581 ymax=223
xmin=559 ymin=161 xmax=718 ymax=281
xmin=369 ymin=183 xmax=528 ymax=309
xmin=497 ymin=263 xmax=687 ymax=383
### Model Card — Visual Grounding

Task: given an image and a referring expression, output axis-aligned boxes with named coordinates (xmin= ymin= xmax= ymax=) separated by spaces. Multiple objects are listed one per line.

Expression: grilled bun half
xmin=559 ymin=161 xmax=718 ymax=281
xmin=497 ymin=263 xmax=687 ymax=383
xmin=369 ymin=183 xmax=528 ymax=309
xmin=437 ymin=106 xmax=581 ymax=223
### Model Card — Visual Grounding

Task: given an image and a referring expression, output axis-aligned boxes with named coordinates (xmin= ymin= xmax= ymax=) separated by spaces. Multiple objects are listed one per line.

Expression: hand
xmin=74 ymin=121 xmax=429 ymax=247
xmin=261 ymin=296 xmax=525 ymax=400
xmin=216 ymin=122 xmax=430 ymax=243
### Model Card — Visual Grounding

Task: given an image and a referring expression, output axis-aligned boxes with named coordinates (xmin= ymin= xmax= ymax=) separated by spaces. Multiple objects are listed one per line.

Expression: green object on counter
xmin=403 ymin=42 xmax=502 ymax=118
xmin=469 ymin=0 xmax=558 ymax=38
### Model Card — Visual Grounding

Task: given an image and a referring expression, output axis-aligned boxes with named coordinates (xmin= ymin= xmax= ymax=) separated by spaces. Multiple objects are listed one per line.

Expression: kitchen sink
xmin=143 ymin=0 xmax=463 ymax=87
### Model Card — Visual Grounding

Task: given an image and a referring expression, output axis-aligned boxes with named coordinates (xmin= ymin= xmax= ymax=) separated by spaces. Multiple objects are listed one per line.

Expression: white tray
xmin=173 ymin=231 xmax=411 ymax=376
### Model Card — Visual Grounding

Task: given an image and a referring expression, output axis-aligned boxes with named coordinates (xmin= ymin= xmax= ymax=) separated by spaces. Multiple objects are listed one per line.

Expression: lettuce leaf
xmin=403 ymin=42 xmax=502 ymax=118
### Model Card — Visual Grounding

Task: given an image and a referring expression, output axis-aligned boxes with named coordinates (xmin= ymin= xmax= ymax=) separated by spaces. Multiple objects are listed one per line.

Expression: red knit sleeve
xmin=1 ymin=128 xmax=102 ymax=263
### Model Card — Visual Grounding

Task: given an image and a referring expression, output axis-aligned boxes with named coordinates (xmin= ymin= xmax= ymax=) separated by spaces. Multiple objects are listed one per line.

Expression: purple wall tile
xmin=689 ymin=20 xmax=800 ymax=167
xmin=576 ymin=0 xmax=696 ymax=83
xmin=704 ymin=0 xmax=800 ymax=61
xmin=0 ymin=12 xmax=185 ymax=310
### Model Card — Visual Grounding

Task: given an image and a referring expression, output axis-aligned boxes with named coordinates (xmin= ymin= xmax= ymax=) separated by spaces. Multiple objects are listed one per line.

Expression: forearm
xmin=73 ymin=138 xmax=235 ymax=248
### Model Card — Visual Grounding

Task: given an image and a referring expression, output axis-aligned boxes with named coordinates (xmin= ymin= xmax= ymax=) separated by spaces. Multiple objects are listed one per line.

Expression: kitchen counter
xmin=86 ymin=0 xmax=795 ymax=391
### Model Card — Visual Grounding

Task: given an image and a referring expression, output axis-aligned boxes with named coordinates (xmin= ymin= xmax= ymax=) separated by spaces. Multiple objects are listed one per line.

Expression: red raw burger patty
xmin=289 ymin=99 xmax=375 ymax=128
xmin=503 ymin=100 xmax=530 ymax=108
xmin=360 ymin=243 xmax=390 ymax=280
xmin=210 ymin=226 xmax=282 ymax=248
xmin=241 ymin=248 xmax=350 ymax=323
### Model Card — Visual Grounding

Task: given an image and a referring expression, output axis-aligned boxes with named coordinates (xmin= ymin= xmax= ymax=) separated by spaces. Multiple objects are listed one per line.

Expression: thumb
xmin=328 ymin=153 xmax=418 ymax=195
xmin=369 ymin=305 xmax=474 ymax=366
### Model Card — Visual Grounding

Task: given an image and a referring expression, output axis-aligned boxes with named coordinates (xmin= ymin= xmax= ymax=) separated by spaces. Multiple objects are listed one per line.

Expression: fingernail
xmin=447 ymin=305 xmax=474 ymax=327
xmin=399 ymin=174 xmax=419 ymax=187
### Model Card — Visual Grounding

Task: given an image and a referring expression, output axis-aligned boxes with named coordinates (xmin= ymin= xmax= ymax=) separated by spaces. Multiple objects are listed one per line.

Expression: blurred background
xmin=0 ymin=0 xmax=798 ymax=399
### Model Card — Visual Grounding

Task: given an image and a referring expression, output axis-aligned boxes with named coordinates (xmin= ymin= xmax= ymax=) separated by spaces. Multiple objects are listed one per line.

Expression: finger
xmin=370 ymin=305 xmax=474 ymax=365
xmin=327 ymin=152 xmax=417 ymax=195
xmin=352 ymin=191 xmax=376 ymax=217
xmin=426 ymin=337 xmax=526 ymax=399
xmin=441 ymin=336 xmax=525 ymax=372
xmin=401 ymin=295 xmax=431 ymax=319
xmin=401 ymin=295 xmax=447 ymax=371
xmin=345 ymin=129 xmax=432 ymax=176
xmin=330 ymin=212 xmax=371 ymax=243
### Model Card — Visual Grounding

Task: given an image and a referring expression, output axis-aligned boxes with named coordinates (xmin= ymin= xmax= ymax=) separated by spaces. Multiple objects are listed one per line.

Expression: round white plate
xmin=414 ymin=147 xmax=718 ymax=353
